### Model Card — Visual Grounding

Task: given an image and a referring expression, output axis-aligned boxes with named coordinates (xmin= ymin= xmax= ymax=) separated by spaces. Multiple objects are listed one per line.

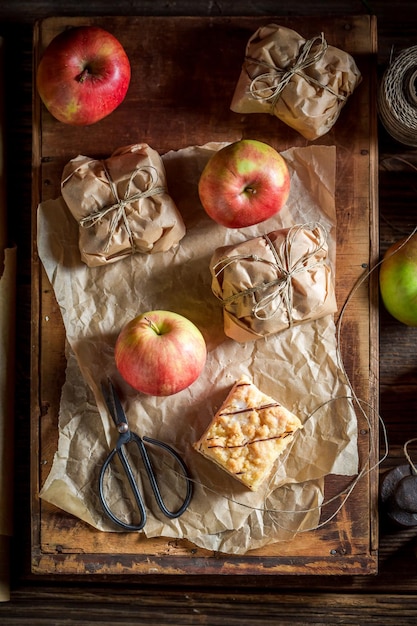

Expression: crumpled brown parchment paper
xmin=230 ymin=24 xmax=362 ymax=140
xmin=37 ymin=143 xmax=359 ymax=555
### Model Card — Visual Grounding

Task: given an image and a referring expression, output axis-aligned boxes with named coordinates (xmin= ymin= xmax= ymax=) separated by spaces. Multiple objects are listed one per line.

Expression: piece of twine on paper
xmin=79 ymin=163 xmax=166 ymax=253
xmin=247 ymin=32 xmax=347 ymax=112
xmin=378 ymin=44 xmax=417 ymax=146
xmin=172 ymin=226 xmax=417 ymax=533
xmin=212 ymin=222 xmax=328 ymax=325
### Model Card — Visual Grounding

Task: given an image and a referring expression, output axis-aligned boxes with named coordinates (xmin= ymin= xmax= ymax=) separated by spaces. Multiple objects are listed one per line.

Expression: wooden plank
xmin=4 ymin=588 xmax=417 ymax=624
xmin=31 ymin=14 xmax=379 ymax=576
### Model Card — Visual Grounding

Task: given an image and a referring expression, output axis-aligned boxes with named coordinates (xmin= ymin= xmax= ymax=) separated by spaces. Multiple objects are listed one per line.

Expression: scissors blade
xmin=101 ymin=379 xmax=129 ymax=433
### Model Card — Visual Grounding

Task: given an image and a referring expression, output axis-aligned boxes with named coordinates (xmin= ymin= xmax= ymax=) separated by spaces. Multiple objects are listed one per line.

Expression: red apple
xmin=114 ymin=310 xmax=207 ymax=396
xmin=198 ymin=139 xmax=291 ymax=228
xmin=379 ymin=232 xmax=417 ymax=326
xmin=36 ymin=25 xmax=131 ymax=126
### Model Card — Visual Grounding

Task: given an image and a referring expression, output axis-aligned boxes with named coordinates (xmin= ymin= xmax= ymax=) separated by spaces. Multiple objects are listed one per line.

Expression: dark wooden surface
xmin=1 ymin=0 xmax=417 ymax=623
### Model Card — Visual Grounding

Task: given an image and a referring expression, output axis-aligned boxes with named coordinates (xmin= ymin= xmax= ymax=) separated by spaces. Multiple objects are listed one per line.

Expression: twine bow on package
xmin=61 ymin=143 xmax=186 ymax=267
xmin=211 ymin=223 xmax=337 ymax=342
xmin=230 ymin=24 xmax=362 ymax=140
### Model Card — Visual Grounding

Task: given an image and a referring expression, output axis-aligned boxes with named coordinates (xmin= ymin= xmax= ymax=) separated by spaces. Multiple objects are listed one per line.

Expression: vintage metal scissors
xmin=99 ymin=379 xmax=193 ymax=531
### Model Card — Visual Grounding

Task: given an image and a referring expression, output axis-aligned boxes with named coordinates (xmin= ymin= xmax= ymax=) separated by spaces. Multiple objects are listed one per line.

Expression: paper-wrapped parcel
xmin=61 ymin=143 xmax=186 ymax=267
xmin=210 ymin=222 xmax=337 ymax=342
xmin=230 ymin=24 xmax=362 ymax=140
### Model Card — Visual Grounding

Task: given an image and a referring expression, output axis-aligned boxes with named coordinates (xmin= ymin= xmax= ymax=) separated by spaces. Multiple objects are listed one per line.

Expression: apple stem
xmin=77 ymin=67 xmax=90 ymax=83
xmin=144 ymin=316 xmax=161 ymax=335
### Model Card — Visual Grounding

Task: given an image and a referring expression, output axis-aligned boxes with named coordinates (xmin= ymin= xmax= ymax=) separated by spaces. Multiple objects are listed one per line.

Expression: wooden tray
xmin=31 ymin=14 xmax=379 ymax=576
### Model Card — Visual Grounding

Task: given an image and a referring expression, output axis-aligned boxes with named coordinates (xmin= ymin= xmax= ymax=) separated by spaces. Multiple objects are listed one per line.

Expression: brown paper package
xmin=230 ymin=24 xmax=362 ymax=140
xmin=210 ymin=223 xmax=337 ymax=342
xmin=61 ymin=143 xmax=186 ymax=267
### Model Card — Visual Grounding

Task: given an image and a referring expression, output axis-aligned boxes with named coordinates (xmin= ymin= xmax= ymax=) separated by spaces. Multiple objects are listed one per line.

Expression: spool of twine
xmin=378 ymin=45 xmax=417 ymax=146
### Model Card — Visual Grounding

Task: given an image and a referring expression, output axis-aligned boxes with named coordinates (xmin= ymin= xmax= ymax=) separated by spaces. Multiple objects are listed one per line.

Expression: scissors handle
xmin=140 ymin=435 xmax=193 ymax=519
xmin=99 ymin=445 xmax=148 ymax=531
xmin=99 ymin=434 xmax=193 ymax=531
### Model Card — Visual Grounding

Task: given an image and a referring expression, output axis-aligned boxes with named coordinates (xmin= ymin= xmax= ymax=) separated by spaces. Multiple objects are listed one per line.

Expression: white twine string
xmin=378 ymin=44 xmax=417 ymax=146
xmin=404 ymin=438 xmax=417 ymax=475
xmin=79 ymin=162 xmax=166 ymax=253
xmin=247 ymin=32 xmax=346 ymax=113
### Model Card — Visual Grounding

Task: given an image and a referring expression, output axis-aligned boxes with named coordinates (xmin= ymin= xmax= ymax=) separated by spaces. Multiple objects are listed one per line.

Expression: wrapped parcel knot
xmin=213 ymin=223 xmax=328 ymax=325
xmin=79 ymin=162 xmax=166 ymax=253
xmin=248 ymin=32 xmax=346 ymax=109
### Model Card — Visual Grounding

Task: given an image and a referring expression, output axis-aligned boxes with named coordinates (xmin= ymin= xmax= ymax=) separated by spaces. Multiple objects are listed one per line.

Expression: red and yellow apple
xmin=198 ymin=139 xmax=291 ymax=228
xmin=379 ymin=232 xmax=417 ymax=326
xmin=115 ymin=310 xmax=207 ymax=396
xmin=36 ymin=25 xmax=131 ymax=126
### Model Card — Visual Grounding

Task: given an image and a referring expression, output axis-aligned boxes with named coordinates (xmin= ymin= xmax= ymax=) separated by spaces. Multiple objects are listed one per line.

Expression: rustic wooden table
xmin=1 ymin=1 xmax=417 ymax=623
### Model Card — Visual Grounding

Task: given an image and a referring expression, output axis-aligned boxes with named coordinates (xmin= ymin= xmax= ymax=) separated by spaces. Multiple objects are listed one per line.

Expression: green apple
xmin=379 ymin=233 xmax=417 ymax=326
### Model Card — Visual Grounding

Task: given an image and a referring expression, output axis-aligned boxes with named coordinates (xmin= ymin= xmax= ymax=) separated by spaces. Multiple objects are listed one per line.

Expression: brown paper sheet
xmin=230 ymin=24 xmax=362 ymax=140
xmin=37 ymin=143 xmax=359 ymax=555
xmin=0 ymin=36 xmax=16 ymax=602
